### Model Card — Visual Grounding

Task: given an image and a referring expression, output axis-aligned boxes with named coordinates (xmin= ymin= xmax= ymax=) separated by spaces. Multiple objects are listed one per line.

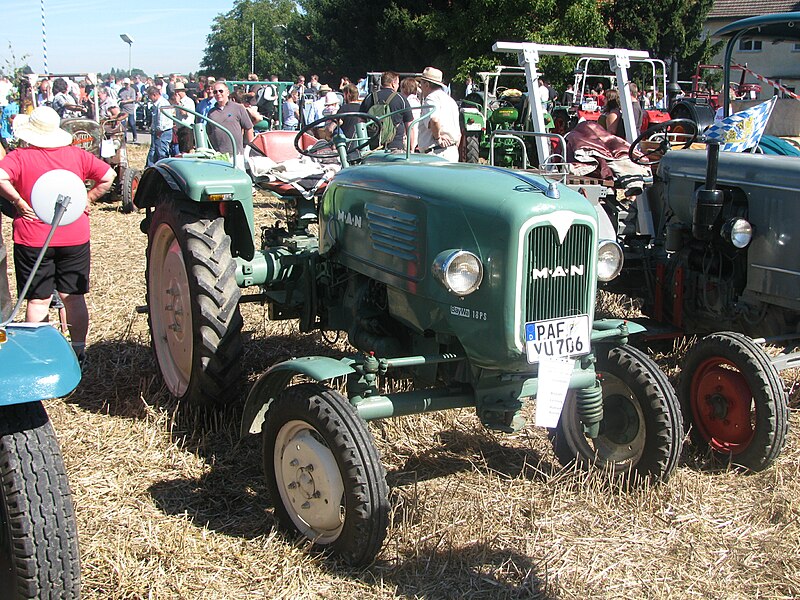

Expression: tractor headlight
xmin=721 ymin=218 xmax=753 ymax=249
xmin=433 ymin=250 xmax=483 ymax=295
xmin=597 ymin=239 xmax=624 ymax=282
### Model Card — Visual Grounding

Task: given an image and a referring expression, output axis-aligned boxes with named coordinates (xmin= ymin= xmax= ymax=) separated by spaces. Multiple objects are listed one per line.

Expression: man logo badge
xmin=531 ymin=264 xmax=585 ymax=280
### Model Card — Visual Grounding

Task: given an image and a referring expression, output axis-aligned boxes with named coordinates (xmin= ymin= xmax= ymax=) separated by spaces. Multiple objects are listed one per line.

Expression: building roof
xmin=709 ymin=0 xmax=800 ymax=18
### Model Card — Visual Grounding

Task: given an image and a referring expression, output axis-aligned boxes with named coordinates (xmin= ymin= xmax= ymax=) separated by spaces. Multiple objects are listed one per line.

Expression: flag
xmin=704 ymin=97 xmax=777 ymax=152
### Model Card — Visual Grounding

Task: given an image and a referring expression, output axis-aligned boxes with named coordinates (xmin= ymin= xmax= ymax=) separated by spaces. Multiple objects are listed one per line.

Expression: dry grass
xmin=3 ymin=142 xmax=800 ymax=599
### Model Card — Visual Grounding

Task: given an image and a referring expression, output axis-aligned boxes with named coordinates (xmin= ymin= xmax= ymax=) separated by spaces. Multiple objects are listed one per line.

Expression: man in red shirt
xmin=0 ymin=106 xmax=115 ymax=364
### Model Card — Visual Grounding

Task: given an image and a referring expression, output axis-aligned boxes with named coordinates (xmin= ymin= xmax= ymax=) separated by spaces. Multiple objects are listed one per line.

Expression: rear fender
xmin=137 ymin=161 xmax=256 ymax=260
xmin=0 ymin=324 xmax=81 ymax=406
xmin=240 ymin=356 xmax=356 ymax=437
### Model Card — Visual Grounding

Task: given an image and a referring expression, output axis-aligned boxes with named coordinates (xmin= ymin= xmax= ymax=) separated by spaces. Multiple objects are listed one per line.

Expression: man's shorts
xmin=14 ymin=242 xmax=91 ymax=299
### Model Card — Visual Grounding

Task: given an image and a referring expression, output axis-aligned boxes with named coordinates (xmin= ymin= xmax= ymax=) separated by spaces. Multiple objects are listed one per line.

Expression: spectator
xmin=599 ymin=88 xmax=635 ymax=140
xmin=207 ymin=83 xmax=254 ymax=168
xmin=196 ymin=83 xmax=215 ymax=117
xmin=0 ymin=92 xmax=19 ymax=151
xmin=562 ymin=83 xmax=576 ymax=106
xmin=627 ymin=82 xmax=644 ymax=134
xmin=117 ymin=78 xmax=139 ymax=143
xmin=174 ymin=81 xmax=195 ymax=125
xmin=51 ymin=78 xmax=82 ymax=119
xmin=37 ymin=79 xmax=53 ymax=106
xmin=358 ymin=71 xmax=412 ymax=151
xmin=417 ymin=67 xmax=461 ymax=162
xmin=308 ymin=74 xmax=321 ymax=92
xmin=282 ymin=88 xmax=300 ymax=130
xmin=146 ymin=85 xmax=172 ymax=167
xmin=0 ymin=106 xmax=115 ymax=365
xmin=96 ymin=85 xmax=124 ymax=123
xmin=327 ymin=83 xmax=362 ymax=140
xmin=0 ymin=75 xmax=11 ymax=109
xmin=400 ymin=77 xmax=421 ymax=151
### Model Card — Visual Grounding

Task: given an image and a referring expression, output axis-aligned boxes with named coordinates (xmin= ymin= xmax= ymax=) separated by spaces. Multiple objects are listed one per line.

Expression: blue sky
xmin=1 ymin=1 xmax=233 ymax=76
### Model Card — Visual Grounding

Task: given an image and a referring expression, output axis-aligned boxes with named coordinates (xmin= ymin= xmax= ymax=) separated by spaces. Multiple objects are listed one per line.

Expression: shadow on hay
xmin=361 ymin=543 xmax=554 ymax=600
xmin=383 ymin=427 xmax=558 ymax=488
xmin=67 ymin=338 xmax=165 ymax=417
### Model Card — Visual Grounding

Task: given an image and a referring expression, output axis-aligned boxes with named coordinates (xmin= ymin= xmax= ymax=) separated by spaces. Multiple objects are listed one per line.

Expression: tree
xmin=602 ymin=0 xmax=719 ymax=81
xmin=201 ymin=0 xmax=297 ymax=80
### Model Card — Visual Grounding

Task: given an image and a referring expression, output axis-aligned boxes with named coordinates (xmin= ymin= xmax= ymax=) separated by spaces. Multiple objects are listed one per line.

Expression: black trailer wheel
xmin=263 ymin=383 xmax=389 ymax=565
xmin=679 ymin=332 xmax=788 ymax=472
xmin=549 ymin=345 xmax=683 ymax=482
xmin=0 ymin=402 xmax=80 ymax=600
xmin=121 ymin=167 xmax=141 ymax=213
xmin=146 ymin=197 xmax=243 ymax=408
xmin=465 ymin=135 xmax=480 ymax=164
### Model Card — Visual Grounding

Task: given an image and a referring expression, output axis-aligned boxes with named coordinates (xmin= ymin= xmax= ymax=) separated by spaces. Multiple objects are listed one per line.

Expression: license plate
xmin=524 ymin=314 xmax=590 ymax=363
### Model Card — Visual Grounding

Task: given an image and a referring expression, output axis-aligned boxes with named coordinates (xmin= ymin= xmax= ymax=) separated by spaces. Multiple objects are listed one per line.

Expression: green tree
xmin=201 ymin=0 xmax=297 ymax=80
xmin=602 ymin=0 xmax=719 ymax=81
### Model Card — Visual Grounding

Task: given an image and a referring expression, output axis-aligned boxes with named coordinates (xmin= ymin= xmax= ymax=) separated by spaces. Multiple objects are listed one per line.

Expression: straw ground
xmin=3 ymin=142 xmax=799 ymax=599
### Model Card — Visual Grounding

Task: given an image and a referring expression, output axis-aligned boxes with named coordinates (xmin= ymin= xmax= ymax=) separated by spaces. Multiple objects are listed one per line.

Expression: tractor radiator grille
xmin=524 ymin=223 xmax=593 ymax=322
xmin=365 ymin=202 xmax=420 ymax=260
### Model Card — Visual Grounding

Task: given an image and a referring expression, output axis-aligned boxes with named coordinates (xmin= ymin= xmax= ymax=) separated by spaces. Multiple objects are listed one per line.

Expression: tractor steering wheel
xmin=294 ymin=112 xmax=382 ymax=160
xmin=629 ymin=118 xmax=699 ymax=166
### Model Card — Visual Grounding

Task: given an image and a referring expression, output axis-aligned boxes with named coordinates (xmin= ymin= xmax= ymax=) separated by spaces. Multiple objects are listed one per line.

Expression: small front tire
xmin=121 ymin=167 xmax=141 ymax=213
xmin=262 ymin=384 xmax=389 ymax=565
xmin=549 ymin=344 xmax=683 ymax=483
xmin=679 ymin=332 xmax=788 ymax=472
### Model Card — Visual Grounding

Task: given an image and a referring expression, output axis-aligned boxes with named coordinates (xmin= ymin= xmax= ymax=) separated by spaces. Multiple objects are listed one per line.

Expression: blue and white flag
xmin=704 ymin=97 xmax=777 ymax=152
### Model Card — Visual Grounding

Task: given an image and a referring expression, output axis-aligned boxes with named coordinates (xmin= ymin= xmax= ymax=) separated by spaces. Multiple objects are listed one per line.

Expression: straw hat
xmin=13 ymin=106 xmax=73 ymax=148
xmin=419 ymin=67 xmax=445 ymax=87
xmin=174 ymin=81 xmax=185 ymax=91
xmin=324 ymin=91 xmax=340 ymax=106
xmin=318 ymin=84 xmax=332 ymax=93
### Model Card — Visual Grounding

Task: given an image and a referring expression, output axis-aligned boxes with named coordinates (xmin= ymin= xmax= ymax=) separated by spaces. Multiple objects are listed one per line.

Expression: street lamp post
xmin=120 ymin=33 xmax=134 ymax=76
xmin=273 ymin=25 xmax=288 ymax=77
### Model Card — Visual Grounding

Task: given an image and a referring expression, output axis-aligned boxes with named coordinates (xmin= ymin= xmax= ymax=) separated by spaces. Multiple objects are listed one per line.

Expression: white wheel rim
xmin=274 ymin=420 xmax=345 ymax=544
xmin=149 ymin=222 xmax=193 ymax=396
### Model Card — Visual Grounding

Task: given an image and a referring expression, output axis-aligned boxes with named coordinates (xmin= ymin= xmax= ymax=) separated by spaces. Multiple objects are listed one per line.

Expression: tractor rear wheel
xmin=146 ymin=197 xmax=243 ymax=408
xmin=549 ymin=344 xmax=683 ymax=483
xmin=679 ymin=332 xmax=787 ymax=472
xmin=0 ymin=402 xmax=80 ymax=600
xmin=121 ymin=167 xmax=141 ymax=213
xmin=263 ymin=383 xmax=389 ymax=565
xmin=465 ymin=135 xmax=480 ymax=164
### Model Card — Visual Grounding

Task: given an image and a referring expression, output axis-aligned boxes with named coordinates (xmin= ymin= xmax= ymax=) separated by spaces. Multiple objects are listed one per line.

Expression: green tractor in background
xmin=461 ymin=66 xmax=554 ymax=167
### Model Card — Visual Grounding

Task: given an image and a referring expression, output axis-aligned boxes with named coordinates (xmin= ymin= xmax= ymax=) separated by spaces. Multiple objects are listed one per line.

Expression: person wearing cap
xmin=118 ymin=78 xmax=139 ymax=143
xmin=0 ymin=106 xmax=115 ymax=365
xmin=358 ymin=71 xmax=412 ymax=151
xmin=174 ymin=81 xmax=195 ymax=125
xmin=417 ymin=67 xmax=461 ymax=162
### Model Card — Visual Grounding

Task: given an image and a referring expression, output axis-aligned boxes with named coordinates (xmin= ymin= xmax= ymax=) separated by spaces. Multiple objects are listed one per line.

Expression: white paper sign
xmin=535 ymin=357 xmax=575 ymax=428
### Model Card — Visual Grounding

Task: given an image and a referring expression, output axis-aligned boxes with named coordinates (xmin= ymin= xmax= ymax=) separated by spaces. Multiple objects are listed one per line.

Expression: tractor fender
xmin=136 ymin=161 xmax=257 ymax=261
xmin=0 ymin=324 xmax=81 ymax=406
xmin=240 ymin=356 xmax=357 ymax=437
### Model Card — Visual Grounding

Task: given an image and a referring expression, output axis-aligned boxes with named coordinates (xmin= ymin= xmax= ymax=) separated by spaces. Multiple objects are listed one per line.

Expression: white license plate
xmin=524 ymin=314 xmax=590 ymax=363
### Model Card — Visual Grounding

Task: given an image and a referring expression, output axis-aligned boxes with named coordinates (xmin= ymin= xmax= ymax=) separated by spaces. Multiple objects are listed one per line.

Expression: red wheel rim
xmin=689 ymin=357 xmax=755 ymax=454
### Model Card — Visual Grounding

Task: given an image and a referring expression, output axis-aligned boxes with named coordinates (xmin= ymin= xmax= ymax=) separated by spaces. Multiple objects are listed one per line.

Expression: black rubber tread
xmin=121 ymin=167 xmax=141 ymax=213
xmin=263 ymin=383 xmax=389 ymax=566
xmin=146 ymin=197 xmax=244 ymax=408
xmin=549 ymin=344 xmax=684 ymax=483
xmin=0 ymin=403 xmax=80 ymax=600
xmin=465 ymin=135 xmax=480 ymax=164
xmin=678 ymin=331 xmax=788 ymax=472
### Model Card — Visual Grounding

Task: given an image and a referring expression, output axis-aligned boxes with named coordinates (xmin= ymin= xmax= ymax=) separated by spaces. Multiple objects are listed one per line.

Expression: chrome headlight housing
xmin=721 ymin=218 xmax=753 ymax=249
xmin=432 ymin=250 xmax=483 ymax=296
xmin=597 ymin=239 xmax=624 ymax=282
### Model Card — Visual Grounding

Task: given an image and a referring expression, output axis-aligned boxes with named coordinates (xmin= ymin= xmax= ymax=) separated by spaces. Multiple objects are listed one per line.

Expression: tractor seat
xmin=248 ymin=130 xmax=318 ymax=163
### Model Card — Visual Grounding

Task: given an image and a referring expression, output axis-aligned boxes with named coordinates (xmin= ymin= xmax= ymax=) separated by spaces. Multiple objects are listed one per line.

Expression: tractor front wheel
xmin=0 ymin=402 xmax=80 ymax=600
xmin=146 ymin=197 xmax=243 ymax=408
xmin=549 ymin=344 xmax=683 ymax=483
xmin=262 ymin=383 xmax=389 ymax=565
xmin=679 ymin=332 xmax=787 ymax=471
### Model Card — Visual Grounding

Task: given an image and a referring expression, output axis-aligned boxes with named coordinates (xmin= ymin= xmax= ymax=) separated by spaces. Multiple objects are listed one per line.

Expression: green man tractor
xmin=135 ymin=109 xmax=683 ymax=565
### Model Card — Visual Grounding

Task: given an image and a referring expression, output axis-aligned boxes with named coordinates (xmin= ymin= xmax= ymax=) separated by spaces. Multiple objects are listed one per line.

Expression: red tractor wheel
xmin=679 ymin=332 xmax=788 ymax=471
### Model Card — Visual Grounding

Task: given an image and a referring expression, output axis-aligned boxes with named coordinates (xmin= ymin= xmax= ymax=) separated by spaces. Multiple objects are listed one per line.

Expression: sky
xmin=1 ymin=0 xmax=235 ymax=76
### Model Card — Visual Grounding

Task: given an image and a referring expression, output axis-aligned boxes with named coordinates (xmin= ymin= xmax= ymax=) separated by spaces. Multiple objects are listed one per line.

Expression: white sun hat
xmin=13 ymin=106 xmax=73 ymax=148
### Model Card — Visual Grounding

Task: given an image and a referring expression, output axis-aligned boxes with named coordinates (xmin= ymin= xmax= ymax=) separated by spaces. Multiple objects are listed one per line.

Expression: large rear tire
xmin=0 ymin=402 xmax=80 ymax=600
xmin=549 ymin=345 xmax=683 ymax=483
xmin=263 ymin=383 xmax=389 ymax=565
xmin=679 ymin=332 xmax=787 ymax=472
xmin=146 ymin=197 xmax=243 ymax=408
